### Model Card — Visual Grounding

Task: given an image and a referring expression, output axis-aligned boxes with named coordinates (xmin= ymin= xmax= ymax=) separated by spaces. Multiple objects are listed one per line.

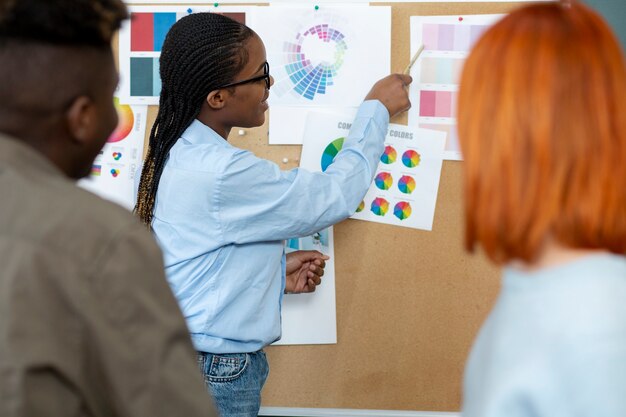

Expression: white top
xmin=463 ymin=253 xmax=626 ymax=417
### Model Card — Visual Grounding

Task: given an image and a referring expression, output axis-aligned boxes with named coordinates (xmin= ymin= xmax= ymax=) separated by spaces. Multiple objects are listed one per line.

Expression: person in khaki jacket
xmin=0 ymin=1 xmax=218 ymax=416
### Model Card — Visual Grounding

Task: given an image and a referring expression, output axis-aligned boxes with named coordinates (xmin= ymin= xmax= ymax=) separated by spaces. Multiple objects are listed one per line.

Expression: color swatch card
xmin=407 ymin=14 xmax=503 ymax=160
xmin=78 ymin=99 xmax=147 ymax=210
xmin=253 ymin=5 xmax=390 ymax=107
xmin=117 ymin=6 xmax=253 ymax=104
xmin=301 ymin=112 xmax=446 ymax=231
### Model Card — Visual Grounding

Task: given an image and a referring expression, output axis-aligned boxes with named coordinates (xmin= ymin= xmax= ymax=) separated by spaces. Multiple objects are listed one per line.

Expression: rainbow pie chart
xmin=321 ymin=137 xmax=345 ymax=172
xmin=374 ymin=172 xmax=393 ymax=190
xmin=402 ymin=149 xmax=421 ymax=168
xmin=398 ymin=175 xmax=416 ymax=194
xmin=394 ymin=201 xmax=412 ymax=220
xmin=108 ymin=97 xmax=134 ymax=143
xmin=370 ymin=197 xmax=389 ymax=216
xmin=356 ymin=200 xmax=365 ymax=213
xmin=380 ymin=145 xmax=397 ymax=164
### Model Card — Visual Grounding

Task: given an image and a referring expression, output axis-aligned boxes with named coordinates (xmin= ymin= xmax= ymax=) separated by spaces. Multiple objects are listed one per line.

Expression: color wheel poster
xmin=407 ymin=14 xmax=503 ymax=160
xmin=254 ymin=5 xmax=390 ymax=106
xmin=274 ymin=228 xmax=337 ymax=345
xmin=117 ymin=6 xmax=254 ymax=105
xmin=301 ymin=112 xmax=446 ymax=231
xmin=255 ymin=5 xmax=390 ymax=145
xmin=78 ymin=99 xmax=147 ymax=210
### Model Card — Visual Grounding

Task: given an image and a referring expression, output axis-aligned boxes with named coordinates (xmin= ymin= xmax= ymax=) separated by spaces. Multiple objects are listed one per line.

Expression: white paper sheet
xmin=78 ymin=99 xmax=148 ymax=210
xmin=275 ymin=228 xmax=337 ymax=345
xmin=407 ymin=14 xmax=503 ymax=160
xmin=269 ymin=106 xmax=356 ymax=145
xmin=253 ymin=5 xmax=390 ymax=107
xmin=300 ymin=112 xmax=446 ymax=230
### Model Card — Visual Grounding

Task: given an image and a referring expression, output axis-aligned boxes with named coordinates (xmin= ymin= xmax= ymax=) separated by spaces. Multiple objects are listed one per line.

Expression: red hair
xmin=457 ymin=1 xmax=626 ymax=264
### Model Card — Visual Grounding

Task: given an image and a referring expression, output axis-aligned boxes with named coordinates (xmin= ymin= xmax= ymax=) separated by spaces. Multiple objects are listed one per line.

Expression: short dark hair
xmin=0 ymin=0 xmax=128 ymax=48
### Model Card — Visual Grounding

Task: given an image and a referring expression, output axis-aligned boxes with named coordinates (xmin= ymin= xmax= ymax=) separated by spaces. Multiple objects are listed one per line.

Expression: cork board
xmin=124 ymin=1 xmax=528 ymax=411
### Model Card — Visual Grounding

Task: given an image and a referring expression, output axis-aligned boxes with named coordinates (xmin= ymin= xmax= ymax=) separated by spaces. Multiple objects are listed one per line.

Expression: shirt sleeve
xmin=217 ymin=100 xmax=389 ymax=244
xmin=88 ymin=223 xmax=218 ymax=417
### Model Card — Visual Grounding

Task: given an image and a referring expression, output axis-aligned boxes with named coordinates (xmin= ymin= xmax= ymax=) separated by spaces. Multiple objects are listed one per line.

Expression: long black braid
xmin=135 ymin=13 xmax=254 ymax=226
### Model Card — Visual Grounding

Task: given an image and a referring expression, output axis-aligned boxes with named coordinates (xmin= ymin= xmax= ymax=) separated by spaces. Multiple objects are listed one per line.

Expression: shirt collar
xmin=181 ymin=119 xmax=230 ymax=147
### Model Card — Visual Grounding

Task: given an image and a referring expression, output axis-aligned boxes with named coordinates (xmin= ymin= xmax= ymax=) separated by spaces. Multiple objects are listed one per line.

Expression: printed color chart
xmin=371 ymin=198 xmax=390 ymax=217
xmin=131 ymin=11 xmax=246 ymax=52
xmin=321 ymin=137 xmax=345 ymax=172
xmin=130 ymin=57 xmax=160 ymax=97
xmin=419 ymin=90 xmax=458 ymax=118
xmin=282 ymin=24 xmax=347 ymax=101
xmin=420 ymin=57 xmax=464 ymax=85
xmin=402 ymin=150 xmax=421 ymax=168
xmin=393 ymin=202 xmax=412 ymax=221
xmin=118 ymin=6 xmax=251 ymax=104
xmin=374 ymin=172 xmax=393 ymax=191
xmin=422 ymin=23 xmax=487 ymax=52
xmin=108 ymin=98 xmax=134 ymax=143
xmin=78 ymin=100 xmax=147 ymax=210
xmin=130 ymin=12 xmax=176 ymax=52
xmin=254 ymin=6 xmax=390 ymax=107
xmin=301 ymin=112 xmax=446 ymax=231
xmin=398 ymin=175 xmax=416 ymax=195
xmin=408 ymin=14 xmax=503 ymax=160
xmin=380 ymin=146 xmax=397 ymax=164
xmin=420 ymin=124 xmax=459 ymax=153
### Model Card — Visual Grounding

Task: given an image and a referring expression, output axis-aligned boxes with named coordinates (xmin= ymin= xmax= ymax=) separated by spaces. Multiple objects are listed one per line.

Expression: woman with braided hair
xmin=135 ymin=12 xmax=411 ymax=416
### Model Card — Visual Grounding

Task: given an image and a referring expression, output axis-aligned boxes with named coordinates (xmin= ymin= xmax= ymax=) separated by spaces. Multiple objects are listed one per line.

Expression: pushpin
xmin=187 ymin=8 xmax=192 ymax=13
xmin=214 ymin=2 xmax=219 ymax=7
xmin=314 ymin=5 xmax=319 ymax=11
xmin=282 ymin=158 xmax=289 ymax=164
xmin=238 ymin=129 xmax=245 ymax=136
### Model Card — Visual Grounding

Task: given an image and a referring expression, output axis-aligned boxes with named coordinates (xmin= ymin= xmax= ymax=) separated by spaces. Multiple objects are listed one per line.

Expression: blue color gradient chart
xmin=282 ymin=24 xmax=347 ymax=100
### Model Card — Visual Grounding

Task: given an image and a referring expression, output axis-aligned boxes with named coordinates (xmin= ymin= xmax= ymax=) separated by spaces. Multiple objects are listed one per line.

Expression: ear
xmin=65 ymin=95 xmax=96 ymax=144
xmin=206 ymin=89 xmax=228 ymax=110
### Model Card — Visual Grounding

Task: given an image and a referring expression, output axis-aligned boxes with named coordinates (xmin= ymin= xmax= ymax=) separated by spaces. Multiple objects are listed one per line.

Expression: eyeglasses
xmin=218 ymin=62 xmax=271 ymax=90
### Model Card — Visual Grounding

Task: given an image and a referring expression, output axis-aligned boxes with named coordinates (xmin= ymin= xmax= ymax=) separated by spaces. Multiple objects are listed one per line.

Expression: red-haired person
xmin=457 ymin=1 xmax=626 ymax=416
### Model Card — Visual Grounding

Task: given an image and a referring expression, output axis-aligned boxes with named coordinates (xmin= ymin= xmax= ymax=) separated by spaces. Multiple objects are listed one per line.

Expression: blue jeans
xmin=197 ymin=350 xmax=269 ymax=417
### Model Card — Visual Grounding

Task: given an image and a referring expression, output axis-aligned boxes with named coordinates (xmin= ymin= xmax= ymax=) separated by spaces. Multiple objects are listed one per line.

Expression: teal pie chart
xmin=321 ymin=137 xmax=345 ymax=172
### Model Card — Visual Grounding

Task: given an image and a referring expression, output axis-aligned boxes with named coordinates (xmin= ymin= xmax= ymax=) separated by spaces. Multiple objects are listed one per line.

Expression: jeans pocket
xmin=207 ymin=353 xmax=249 ymax=383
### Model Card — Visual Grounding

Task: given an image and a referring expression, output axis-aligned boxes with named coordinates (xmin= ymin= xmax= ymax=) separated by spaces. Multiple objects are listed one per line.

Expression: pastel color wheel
xmin=108 ymin=97 xmax=134 ymax=143
xmin=282 ymin=24 xmax=347 ymax=100
xmin=402 ymin=150 xmax=421 ymax=168
xmin=393 ymin=201 xmax=412 ymax=220
xmin=374 ymin=172 xmax=393 ymax=190
xmin=398 ymin=175 xmax=416 ymax=194
xmin=380 ymin=146 xmax=397 ymax=164
xmin=356 ymin=200 xmax=365 ymax=213
xmin=321 ymin=137 xmax=345 ymax=172
xmin=370 ymin=197 xmax=389 ymax=216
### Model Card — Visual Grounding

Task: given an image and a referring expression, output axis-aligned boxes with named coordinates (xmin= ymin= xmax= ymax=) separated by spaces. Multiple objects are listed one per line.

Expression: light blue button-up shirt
xmin=463 ymin=254 xmax=626 ymax=417
xmin=151 ymin=100 xmax=389 ymax=354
